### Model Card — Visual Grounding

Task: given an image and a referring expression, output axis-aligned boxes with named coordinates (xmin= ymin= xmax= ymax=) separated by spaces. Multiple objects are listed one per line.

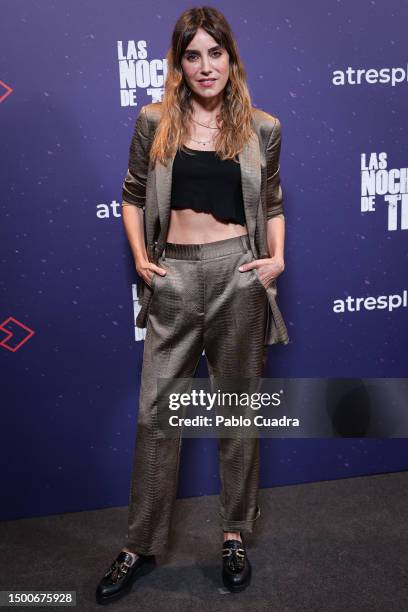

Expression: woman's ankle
xmin=223 ymin=531 xmax=242 ymax=542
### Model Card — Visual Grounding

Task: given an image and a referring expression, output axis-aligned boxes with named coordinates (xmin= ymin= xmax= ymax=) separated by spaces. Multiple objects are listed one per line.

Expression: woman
xmin=96 ymin=6 xmax=288 ymax=605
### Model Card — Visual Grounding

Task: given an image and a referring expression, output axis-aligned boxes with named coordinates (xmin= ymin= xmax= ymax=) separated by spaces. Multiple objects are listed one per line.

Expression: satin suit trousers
xmin=126 ymin=234 xmax=269 ymax=555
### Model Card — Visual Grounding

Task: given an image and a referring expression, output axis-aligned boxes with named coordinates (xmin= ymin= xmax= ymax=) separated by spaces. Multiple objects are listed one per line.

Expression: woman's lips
xmin=198 ymin=79 xmax=216 ymax=87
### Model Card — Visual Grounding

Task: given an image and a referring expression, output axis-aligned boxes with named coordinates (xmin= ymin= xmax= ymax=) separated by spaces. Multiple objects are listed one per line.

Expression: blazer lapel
xmin=154 ymin=133 xmax=261 ymax=258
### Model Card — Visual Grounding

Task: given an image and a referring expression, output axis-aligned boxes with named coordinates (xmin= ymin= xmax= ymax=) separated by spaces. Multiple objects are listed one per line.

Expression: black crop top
xmin=170 ymin=146 xmax=246 ymax=226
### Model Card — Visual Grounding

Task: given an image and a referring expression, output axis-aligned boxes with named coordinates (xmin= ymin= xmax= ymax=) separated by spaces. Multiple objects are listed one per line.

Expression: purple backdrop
xmin=1 ymin=0 xmax=407 ymax=520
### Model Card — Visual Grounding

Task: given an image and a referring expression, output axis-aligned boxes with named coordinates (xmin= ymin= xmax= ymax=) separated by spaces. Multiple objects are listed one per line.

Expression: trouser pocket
xmin=242 ymin=251 xmax=266 ymax=291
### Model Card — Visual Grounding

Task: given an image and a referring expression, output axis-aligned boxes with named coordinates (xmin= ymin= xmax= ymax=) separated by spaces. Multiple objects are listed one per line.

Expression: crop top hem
xmin=171 ymin=204 xmax=246 ymax=226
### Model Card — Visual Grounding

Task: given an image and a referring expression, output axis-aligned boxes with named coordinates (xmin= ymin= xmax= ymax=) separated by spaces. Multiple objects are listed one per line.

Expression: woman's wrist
xmin=270 ymin=252 xmax=284 ymax=264
xmin=134 ymin=251 xmax=150 ymax=268
xmin=269 ymin=253 xmax=285 ymax=275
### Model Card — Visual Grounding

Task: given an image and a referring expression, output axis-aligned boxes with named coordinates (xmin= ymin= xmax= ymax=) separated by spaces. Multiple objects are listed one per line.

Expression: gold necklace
xmin=189 ymin=136 xmax=215 ymax=146
xmin=191 ymin=117 xmax=220 ymax=130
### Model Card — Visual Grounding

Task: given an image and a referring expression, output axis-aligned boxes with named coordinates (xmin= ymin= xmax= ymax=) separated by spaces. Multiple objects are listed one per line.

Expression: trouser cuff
xmin=219 ymin=505 xmax=261 ymax=534
xmin=125 ymin=540 xmax=168 ymax=556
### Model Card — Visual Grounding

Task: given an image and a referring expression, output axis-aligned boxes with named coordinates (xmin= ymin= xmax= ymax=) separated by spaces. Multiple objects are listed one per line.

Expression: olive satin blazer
xmin=122 ymin=102 xmax=289 ymax=346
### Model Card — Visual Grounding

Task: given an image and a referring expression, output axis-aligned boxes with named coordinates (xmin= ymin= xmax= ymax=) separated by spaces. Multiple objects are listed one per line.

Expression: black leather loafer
xmin=222 ymin=538 xmax=251 ymax=593
xmin=95 ymin=550 xmax=156 ymax=605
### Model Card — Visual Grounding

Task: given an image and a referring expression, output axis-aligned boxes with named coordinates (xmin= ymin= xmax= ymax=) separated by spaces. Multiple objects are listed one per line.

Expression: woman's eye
xmin=185 ymin=50 xmax=223 ymax=62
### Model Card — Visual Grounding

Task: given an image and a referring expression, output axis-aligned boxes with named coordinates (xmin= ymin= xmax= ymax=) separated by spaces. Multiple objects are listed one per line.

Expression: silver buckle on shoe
xmin=223 ymin=546 xmax=246 ymax=571
xmin=104 ymin=557 xmax=133 ymax=583
xmin=222 ymin=547 xmax=245 ymax=557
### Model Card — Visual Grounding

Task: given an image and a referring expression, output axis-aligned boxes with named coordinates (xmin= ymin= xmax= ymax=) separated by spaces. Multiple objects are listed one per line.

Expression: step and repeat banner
xmin=1 ymin=1 xmax=407 ymax=520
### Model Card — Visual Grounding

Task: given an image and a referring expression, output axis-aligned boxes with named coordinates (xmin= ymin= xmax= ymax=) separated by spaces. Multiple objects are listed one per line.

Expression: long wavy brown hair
xmin=149 ymin=6 xmax=254 ymax=167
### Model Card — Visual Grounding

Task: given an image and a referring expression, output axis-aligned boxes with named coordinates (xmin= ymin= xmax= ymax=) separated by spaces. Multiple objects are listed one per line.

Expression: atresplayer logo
xmin=332 ymin=64 xmax=408 ymax=87
xmin=361 ymin=153 xmax=408 ymax=231
xmin=117 ymin=40 xmax=167 ymax=106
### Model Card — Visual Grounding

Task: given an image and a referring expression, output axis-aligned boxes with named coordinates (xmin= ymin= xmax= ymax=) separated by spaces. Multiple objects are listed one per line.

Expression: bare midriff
xmin=166 ymin=208 xmax=248 ymax=244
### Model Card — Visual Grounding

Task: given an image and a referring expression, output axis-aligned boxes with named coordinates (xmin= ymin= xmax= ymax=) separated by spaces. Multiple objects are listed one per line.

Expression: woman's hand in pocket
xmin=136 ymin=259 xmax=167 ymax=288
xmin=238 ymin=256 xmax=285 ymax=288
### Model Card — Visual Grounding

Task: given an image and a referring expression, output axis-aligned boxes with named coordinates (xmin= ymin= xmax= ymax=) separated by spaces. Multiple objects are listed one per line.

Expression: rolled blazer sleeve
xmin=265 ymin=117 xmax=284 ymax=219
xmin=122 ymin=105 xmax=149 ymax=209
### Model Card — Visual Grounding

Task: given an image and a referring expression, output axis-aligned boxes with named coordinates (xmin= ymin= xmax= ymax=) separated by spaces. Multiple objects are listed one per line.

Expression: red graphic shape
xmin=0 ymin=317 xmax=35 ymax=352
xmin=0 ymin=79 xmax=13 ymax=103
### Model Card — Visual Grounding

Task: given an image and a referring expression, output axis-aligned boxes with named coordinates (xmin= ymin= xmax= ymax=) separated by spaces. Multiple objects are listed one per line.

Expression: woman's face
xmin=181 ymin=27 xmax=230 ymax=101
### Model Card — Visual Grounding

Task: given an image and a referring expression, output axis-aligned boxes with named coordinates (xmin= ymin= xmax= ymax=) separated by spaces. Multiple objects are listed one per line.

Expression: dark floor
xmin=1 ymin=472 xmax=408 ymax=611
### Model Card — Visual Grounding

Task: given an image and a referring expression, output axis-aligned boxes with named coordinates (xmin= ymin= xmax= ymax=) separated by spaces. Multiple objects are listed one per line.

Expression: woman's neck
xmin=190 ymin=94 xmax=223 ymax=120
